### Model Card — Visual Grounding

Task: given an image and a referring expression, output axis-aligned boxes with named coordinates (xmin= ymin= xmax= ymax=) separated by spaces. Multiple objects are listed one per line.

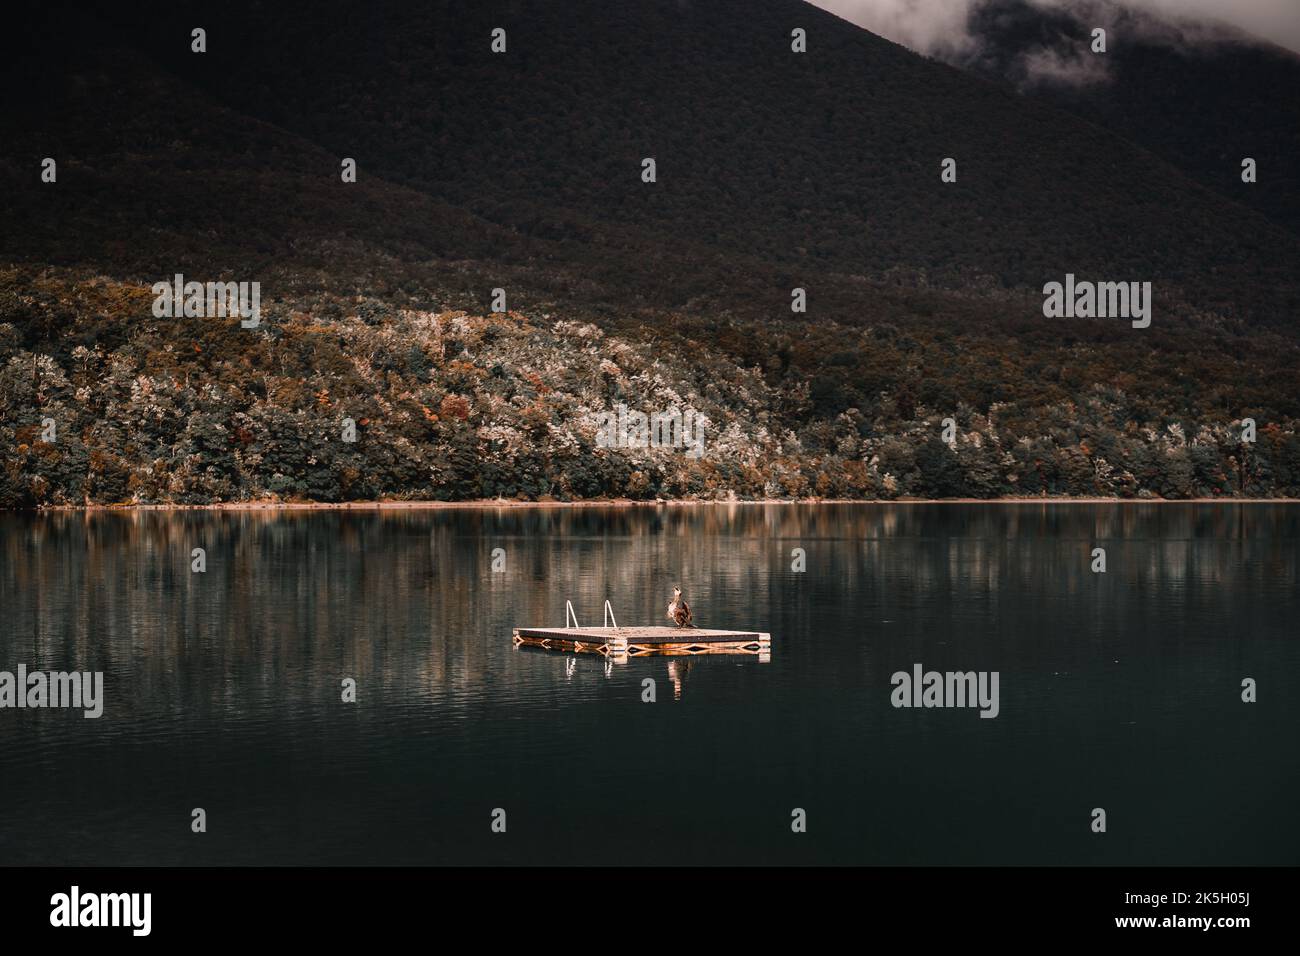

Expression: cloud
xmin=1018 ymin=44 xmax=1112 ymax=85
xmin=812 ymin=0 xmax=1300 ymax=57
xmin=813 ymin=0 xmax=983 ymax=57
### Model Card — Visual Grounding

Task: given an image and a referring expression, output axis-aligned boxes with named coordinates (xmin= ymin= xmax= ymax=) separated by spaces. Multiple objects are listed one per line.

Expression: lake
xmin=1 ymin=503 xmax=1296 ymax=865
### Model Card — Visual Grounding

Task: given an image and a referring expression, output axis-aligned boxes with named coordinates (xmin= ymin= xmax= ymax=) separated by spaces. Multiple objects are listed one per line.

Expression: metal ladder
xmin=564 ymin=599 xmax=619 ymax=630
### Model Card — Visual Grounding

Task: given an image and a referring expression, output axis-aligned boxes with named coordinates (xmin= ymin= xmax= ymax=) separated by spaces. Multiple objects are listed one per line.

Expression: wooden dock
xmin=513 ymin=626 xmax=771 ymax=660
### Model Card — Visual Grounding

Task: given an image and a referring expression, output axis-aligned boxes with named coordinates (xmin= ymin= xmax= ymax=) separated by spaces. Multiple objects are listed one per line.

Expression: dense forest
xmin=4 ymin=265 xmax=1298 ymax=506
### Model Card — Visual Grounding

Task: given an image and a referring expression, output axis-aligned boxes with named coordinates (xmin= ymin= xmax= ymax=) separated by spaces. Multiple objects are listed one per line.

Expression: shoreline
xmin=20 ymin=496 xmax=1300 ymax=512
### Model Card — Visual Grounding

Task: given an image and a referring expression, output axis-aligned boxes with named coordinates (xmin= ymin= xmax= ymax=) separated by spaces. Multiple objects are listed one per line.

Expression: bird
xmin=666 ymin=586 xmax=694 ymax=629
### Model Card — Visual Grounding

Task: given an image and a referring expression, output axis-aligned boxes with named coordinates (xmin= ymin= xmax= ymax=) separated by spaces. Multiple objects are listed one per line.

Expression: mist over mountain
xmin=959 ymin=0 xmax=1300 ymax=236
xmin=815 ymin=0 xmax=1300 ymax=57
xmin=2 ymin=0 xmax=1298 ymax=505
xmin=818 ymin=0 xmax=1300 ymax=236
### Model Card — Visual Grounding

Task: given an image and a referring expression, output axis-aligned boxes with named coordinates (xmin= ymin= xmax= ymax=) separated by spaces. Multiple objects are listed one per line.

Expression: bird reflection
xmin=667 ymin=659 xmax=694 ymax=700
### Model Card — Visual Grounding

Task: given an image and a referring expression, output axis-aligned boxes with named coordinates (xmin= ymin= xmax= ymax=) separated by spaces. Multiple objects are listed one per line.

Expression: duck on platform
xmin=666 ymin=586 xmax=695 ymax=629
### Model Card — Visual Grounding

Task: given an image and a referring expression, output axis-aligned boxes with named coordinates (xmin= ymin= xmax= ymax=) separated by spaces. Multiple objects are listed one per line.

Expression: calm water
xmin=1 ymin=504 xmax=1297 ymax=866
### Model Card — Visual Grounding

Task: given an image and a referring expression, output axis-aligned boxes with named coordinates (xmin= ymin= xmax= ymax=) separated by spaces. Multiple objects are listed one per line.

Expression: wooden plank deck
xmin=513 ymin=626 xmax=771 ymax=659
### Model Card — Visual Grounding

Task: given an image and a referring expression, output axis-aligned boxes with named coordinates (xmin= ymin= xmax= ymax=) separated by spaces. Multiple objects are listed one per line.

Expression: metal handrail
xmin=603 ymin=600 xmax=619 ymax=630
xmin=565 ymin=600 xmax=580 ymax=629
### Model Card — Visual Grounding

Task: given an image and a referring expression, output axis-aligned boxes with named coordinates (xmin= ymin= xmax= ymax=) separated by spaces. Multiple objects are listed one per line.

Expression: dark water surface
xmin=1 ymin=503 xmax=1296 ymax=865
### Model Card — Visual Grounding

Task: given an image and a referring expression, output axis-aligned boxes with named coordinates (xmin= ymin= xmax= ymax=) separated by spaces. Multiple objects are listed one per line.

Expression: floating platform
xmin=513 ymin=626 xmax=771 ymax=661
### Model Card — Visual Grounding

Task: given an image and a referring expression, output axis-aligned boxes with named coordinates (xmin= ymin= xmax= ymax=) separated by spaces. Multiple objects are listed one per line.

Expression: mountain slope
xmin=2 ymin=1 xmax=1300 ymax=505
xmin=56 ymin=0 xmax=1300 ymax=324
